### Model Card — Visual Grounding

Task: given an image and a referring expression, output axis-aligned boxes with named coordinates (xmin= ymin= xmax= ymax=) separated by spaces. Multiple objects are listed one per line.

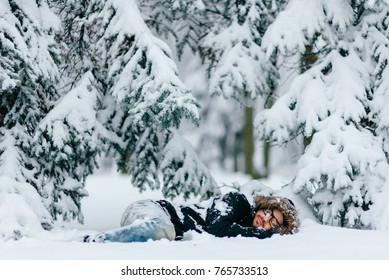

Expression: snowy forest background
xmin=1 ymin=0 xmax=389 ymax=243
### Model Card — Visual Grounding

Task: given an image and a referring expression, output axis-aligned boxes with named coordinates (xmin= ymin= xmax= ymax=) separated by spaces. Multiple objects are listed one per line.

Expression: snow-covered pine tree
xmin=256 ymin=0 xmax=389 ymax=229
xmin=31 ymin=0 xmax=110 ymax=223
xmin=0 ymin=0 xmax=60 ymax=238
xmin=140 ymin=0 xmax=237 ymax=172
xmin=201 ymin=0 xmax=283 ymax=177
xmin=204 ymin=0 xmax=279 ymax=105
xmin=33 ymin=72 xmax=107 ymax=223
xmin=160 ymin=132 xmax=219 ymax=200
xmin=367 ymin=3 xmax=389 ymax=229
xmin=141 ymin=1 xmax=288 ymax=177
xmin=140 ymin=0 xmax=209 ymax=59
xmin=52 ymin=0 xmax=95 ymax=92
xmin=44 ymin=0 xmax=218 ymax=203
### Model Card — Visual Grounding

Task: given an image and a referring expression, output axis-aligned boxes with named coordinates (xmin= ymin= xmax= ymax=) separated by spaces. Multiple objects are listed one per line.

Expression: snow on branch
xmin=160 ymin=133 xmax=220 ymax=200
xmin=93 ymin=0 xmax=200 ymax=129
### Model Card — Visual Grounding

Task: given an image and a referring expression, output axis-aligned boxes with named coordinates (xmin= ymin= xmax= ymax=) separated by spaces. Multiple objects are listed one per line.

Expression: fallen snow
xmin=0 ymin=169 xmax=388 ymax=260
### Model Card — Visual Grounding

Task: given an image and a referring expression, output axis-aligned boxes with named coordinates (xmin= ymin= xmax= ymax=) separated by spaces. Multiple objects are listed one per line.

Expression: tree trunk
xmin=244 ymin=105 xmax=256 ymax=177
xmin=233 ymin=130 xmax=242 ymax=173
xmin=262 ymin=98 xmax=274 ymax=177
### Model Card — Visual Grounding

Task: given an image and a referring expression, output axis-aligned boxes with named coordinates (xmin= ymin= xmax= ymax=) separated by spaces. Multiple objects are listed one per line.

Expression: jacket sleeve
xmin=205 ymin=192 xmax=273 ymax=239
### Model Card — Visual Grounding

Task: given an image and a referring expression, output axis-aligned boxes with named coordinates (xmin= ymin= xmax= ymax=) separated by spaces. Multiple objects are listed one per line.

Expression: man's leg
xmin=93 ymin=217 xmax=175 ymax=242
xmin=84 ymin=200 xmax=175 ymax=243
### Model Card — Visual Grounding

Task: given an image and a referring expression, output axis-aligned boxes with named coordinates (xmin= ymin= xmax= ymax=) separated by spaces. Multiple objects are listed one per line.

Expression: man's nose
xmin=262 ymin=215 xmax=271 ymax=222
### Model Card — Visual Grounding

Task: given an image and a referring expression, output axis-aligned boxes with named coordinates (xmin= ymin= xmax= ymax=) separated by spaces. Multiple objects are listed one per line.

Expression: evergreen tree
xmin=140 ymin=0 xmax=209 ymax=58
xmin=34 ymin=72 xmax=107 ymax=223
xmin=204 ymin=0 xmax=280 ymax=103
xmin=201 ymin=0 xmax=283 ymax=177
xmin=367 ymin=4 xmax=389 ymax=229
xmin=256 ymin=0 xmax=389 ymax=229
xmin=0 ymin=0 xmax=60 ymax=238
xmin=141 ymin=1 xmax=289 ymax=177
xmin=41 ymin=0 xmax=218 ymax=207
xmin=160 ymin=132 xmax=219 ymax=200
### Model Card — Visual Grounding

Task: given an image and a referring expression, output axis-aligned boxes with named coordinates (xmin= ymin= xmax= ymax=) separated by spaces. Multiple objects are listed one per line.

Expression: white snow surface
xmin=0 ymin=169 xmax=388 ymax=260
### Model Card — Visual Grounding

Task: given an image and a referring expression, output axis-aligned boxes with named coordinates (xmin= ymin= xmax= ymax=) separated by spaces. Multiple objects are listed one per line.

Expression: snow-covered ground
xmin=0 ymin=168 xmax=388 ymax=261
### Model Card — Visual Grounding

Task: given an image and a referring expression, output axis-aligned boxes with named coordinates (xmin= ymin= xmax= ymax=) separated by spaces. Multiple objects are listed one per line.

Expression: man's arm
xmin=205 ymin=192 xmax=273 ymax=239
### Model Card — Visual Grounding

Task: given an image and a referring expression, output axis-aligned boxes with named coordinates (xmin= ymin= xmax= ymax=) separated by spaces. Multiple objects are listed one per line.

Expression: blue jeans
xmin=89 ymin=200 xmax=176 ymax=243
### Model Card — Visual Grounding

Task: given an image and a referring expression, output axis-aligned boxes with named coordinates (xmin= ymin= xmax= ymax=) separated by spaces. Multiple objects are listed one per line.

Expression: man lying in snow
xmin=83 ymin=192 xmax=300 ymax=243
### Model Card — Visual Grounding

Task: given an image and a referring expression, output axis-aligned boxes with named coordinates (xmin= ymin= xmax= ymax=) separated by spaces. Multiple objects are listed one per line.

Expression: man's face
xmin=252 ymin=208 xmax=284 ymax=231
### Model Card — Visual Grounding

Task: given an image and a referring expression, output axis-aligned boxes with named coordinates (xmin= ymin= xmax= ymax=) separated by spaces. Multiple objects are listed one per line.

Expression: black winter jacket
xmin=157 ymin=192 xmax=273 ymax=240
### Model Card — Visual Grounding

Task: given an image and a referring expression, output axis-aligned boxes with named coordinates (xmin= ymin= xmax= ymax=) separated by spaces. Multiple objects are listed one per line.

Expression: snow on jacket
xmin=156 ymin=192 xmax=273 ymax=240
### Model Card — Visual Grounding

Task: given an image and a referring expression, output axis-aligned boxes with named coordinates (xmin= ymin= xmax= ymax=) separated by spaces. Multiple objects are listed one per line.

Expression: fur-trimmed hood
xmin=254 ymin=196 xmax=300 ymax=234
